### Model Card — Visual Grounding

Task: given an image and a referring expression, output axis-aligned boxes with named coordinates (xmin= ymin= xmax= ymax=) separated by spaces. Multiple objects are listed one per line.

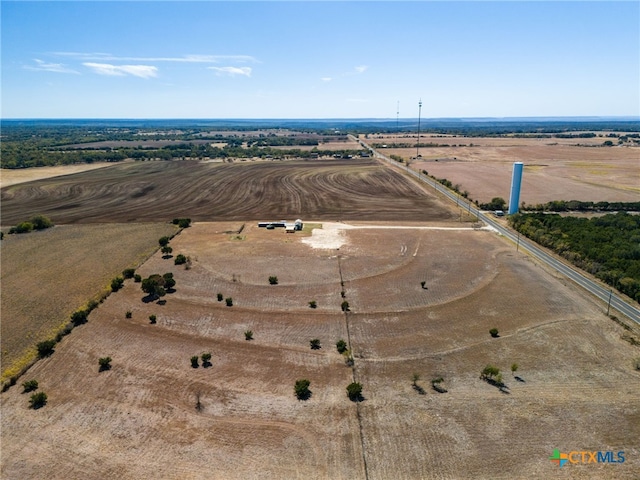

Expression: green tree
xmin=149 ymin=314 xmax=157 ymax=324
xmin=217 ymin=293 xmax=223 ymax=301
xmin=244 ymin=330 xmax=253 ymax=340
xmin=294 ymin=379 xmax=311 ymax=400
xmin=29 ymin=391 xmax=48 ymax=409
xmin=122 ymin=268 xmax=136 ymax=279
xmin=163 ymin=272 xmax=176 ymax=291
xmin=225 ymin=297 xmax=233 ymax=307
xmin=268 ymin=276 xmax=278 ymax=285
xmin=309 ymin=300 xmax=317 ymax=309
xmin=201 ymin=352 xmax=212 ymax=367
xmin=36 ymin=340 xmax=56 ymax=357
xmin=489 ymin=328 xmax=499 ymax=338
xmin=98 ymin=357 xmax=112 ymax=371
xmin=190 ymin=356 xmax=199 ymax=368
xmin=159 ymin=236 xmax=171 ymax=248
xmin=141 ymin=274 xmax=167 ymax=299
xmin=22 ymin=380 xmax=38 ymax=393
xmin=175 ymin=254 xmax=187 ymax=265
xmin=336 ymin=339 xmax=347 ymax=354
xmin=111 ymin=276 xmax=124 ymax=292
xmin=346 ymin=382 xmax=363 ymax=401
xmin=310 ymin=339 xmax=321 ymax=350
xmin=341 ymin=301 xmax=350 ymax=312
xmin=30 ymin=215 xmax=53 ymax=230
xmin=161 ymin=245 xmax=173 ymax=256
xmin=125 ymin=310 xmax=132 ymax=318
xmin=71 ymin=309 xmax=88 ymax=326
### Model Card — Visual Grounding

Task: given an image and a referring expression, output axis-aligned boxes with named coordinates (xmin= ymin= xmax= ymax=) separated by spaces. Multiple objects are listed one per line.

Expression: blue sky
xmin=2 ymin=1 xmax=638 ymax=119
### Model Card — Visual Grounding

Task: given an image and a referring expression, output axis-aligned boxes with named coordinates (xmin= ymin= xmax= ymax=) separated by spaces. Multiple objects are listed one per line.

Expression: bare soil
xmin=2 ymin=222 xmax=638 ymax=479
xmin=0 ymin=158 xmax=457 ymax=226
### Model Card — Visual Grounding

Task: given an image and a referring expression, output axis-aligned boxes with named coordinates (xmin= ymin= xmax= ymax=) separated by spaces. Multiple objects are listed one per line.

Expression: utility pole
xmin=606 ymin=289 xmax=613 ymax=316
xmin=416 ymin=99 xmax=422 ymax=160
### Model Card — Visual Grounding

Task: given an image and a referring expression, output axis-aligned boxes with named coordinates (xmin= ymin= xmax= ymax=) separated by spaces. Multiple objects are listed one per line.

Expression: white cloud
xmin=321 ymin=77 xmax=333 ymax=82
xmin=25 ymin=59 xmax=79 ymax=74
xmin=208 ymin=66 xmax=252 ymax=77
xmin=354 ymin=65 xmax=369 ymax=74
xmin=83 ymin=63 xmax=158 ymax=78
xmin=55 ymin=52 xmax=257 ymax=64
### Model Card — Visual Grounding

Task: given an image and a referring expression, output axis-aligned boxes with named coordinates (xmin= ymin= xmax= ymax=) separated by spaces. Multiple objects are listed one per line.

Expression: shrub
xmin=511 ymin=363 xmax=519 ymax=375
xmin=149 ymin=314 xmax=157 ymax=324
xmin=159 ymin=236 xmax=170 ymax=247
xmin=29 ymin=391 xmax=48 ymax=409
xmin=268 ymin=276 xmax=278 ymax=285
xmin=134 ymin=274 xmax=142 ymax=283
xmin=411 ymin=373 xmax=420 ymax=386
xmin=310 ymin=339 xmax=321 ymax=350
xmin=201 ymin=352 xmax=212 ymax=367
xmin=175 ymin=254 xmax=187 ymax=265
xmin=122 ymin=268 xmax=136 ymax=279
xmin=341 ymin=301 xmax=350 ymax=312
xmin=294 ymin=379 xmax=311 ymax=400
xmin=225 ymin=297 xmax=233 ymax=307
xmin=336 ymin=339 xmax=347 ymax=354
xmin=30 ymin=215 xmax=53 ymax=230
xmin=420 ymin=281 xmax=426 ymax=289
xmin=174 ymin=218 xmax=191 ymax=228
xmin=161 ymin=245 xmax=173 ymax=256
xmin=481 ymin=365 xmax=500 ymax=380
xmin=98 ymin=357 xmax=112 ymax=371
xmin=346 ymin=382 xmax=363 ymax=401
xmin=309 ymin=300 xmax=317 ymax=309
xmin=343 ymin=350 xmax=354 ymax=367
xmin=217 ymin=293 xmax=223 ymax=301
xmin=190 ymin=356 xmax=199 ymax=368
xmin=245 ymin=330 xmax=253 ymax=341
xmin=36 ymin=340 xmax=56 ymax=358
xmin=10 ymin=221 xmax=34 ymax=234
xmin=111 ymin=276 xmax=124 ymax=292
xmin=163 ymin=272 xmax=176 ymax=290
xmin=71 ymin=309 xmax=89 ymax=326
xmin=22 ymin=380 xmax=38 ymax=393
xmin=489 ymin=328 xmax=499 ymax=338
xmin=125 ymin=310 xmax=132 ymax=319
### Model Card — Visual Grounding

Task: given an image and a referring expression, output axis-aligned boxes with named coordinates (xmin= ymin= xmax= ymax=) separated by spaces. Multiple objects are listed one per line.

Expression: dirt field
xmin=366 ymin=134 xmax=640 ymax=205
xmin=0 ymin=162 xmax=119 ymax=188
xmin=0 ymin=158 xmax=457 ymax=225
xmin=0 ymin=223 xmax=178 ymax=383
xmin=2 ymin=222 xmax=638 ymax=479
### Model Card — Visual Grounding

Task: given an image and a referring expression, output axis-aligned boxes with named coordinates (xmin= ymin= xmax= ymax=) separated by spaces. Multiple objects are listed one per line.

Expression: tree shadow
xmin=166 ymin=288 xmax=176 ymax=294
xmin=162 ymin=254 xmax=174 ymax=260
xmin=142 ymin=294 xmax=157 ymax=303
xmin=514 ymin=376 xmax=526 ymax=383
xmin=413 ymin=384 xmax=426 ymax=395
xmin=431 ymin=383 xmax=448 ymax=394
xmin=484 ymin=377 xmax=510 ymax=394
xmin=296 ymin=390 xmax=312 ymax=401
xmin=99 ymin=364 xmax=112 ymax=372
xmin=348 ymin=393 xmax=365 ymax=403
xmin=310 ymin=344 xmax=321 ymax=350
xmin=202 ymin=360 xmax=212 ymax=368
xmin=157 ymin=299 xmax=166 ymax=306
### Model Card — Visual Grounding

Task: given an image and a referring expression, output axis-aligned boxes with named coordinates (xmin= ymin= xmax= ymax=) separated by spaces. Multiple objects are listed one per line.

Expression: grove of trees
xmin=509 ymin=212 xmax=640 ymax=302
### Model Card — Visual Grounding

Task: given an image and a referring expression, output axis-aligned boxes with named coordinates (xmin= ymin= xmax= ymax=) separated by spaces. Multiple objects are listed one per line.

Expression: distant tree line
xmin=509 ymin=212 xmax=640 ymax=302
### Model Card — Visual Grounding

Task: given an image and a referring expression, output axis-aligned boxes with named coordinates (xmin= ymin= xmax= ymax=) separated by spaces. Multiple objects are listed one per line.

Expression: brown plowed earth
xmin=0 ymin=158 xmax=456 ymax=225
xmin=2 ymin=223 xmax=639 ymax=479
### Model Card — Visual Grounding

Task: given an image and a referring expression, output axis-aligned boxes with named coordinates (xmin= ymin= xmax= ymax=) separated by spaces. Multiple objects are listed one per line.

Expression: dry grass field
xmin=0 ymin=162 xmax=119 ymax=188
xmin=367 ymin=133 xmax=639 ymax=205
xmin=0 ymin=223 xmax=178 ymax=383
xmin=2 ymin=222 xmax=639 ymax=479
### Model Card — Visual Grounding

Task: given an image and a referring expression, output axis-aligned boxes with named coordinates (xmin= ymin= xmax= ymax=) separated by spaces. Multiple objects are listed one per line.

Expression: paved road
xmin=353 ymin=135 xmax=640 ymax=325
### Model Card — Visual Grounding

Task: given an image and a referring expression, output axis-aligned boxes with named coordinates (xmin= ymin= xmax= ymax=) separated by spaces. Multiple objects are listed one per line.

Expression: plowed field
xmin=2 ymin=222 xmax=638 ymax=479
xmin=0 ymin=158 xmax=456 ymax=225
